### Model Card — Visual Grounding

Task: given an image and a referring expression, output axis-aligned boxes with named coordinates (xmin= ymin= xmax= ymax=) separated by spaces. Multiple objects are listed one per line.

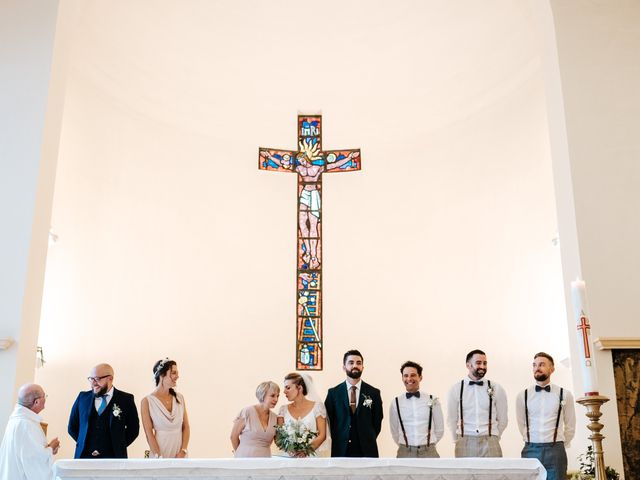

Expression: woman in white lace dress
xmin=277 ymin=373 xmax=328 ymax=457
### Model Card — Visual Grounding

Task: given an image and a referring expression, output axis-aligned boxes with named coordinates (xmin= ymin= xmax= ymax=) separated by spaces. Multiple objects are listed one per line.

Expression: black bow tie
xmin=94 ymin=394 xmax=106 ymax=399
xmin=469 ymin=381 xmax=484 ymax=386
xmin=535 ymin=385 xmax=551 ymax=392
xmin=406 ymin=392 xmax=420 ymax=399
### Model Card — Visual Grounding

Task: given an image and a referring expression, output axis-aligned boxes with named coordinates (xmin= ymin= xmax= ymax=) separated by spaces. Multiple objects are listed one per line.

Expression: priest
xmin=0 ymin=384 xmax=60 ymax=480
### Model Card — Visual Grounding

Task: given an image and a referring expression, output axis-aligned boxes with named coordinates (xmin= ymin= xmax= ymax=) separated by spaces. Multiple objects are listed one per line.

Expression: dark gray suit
xmin=325 ymin=381 xmax=383 ymax=457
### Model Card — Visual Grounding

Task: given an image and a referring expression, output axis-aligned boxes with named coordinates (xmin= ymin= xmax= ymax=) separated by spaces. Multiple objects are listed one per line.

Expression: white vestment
xmin=0 ymin=405 xmax=53 ymax=480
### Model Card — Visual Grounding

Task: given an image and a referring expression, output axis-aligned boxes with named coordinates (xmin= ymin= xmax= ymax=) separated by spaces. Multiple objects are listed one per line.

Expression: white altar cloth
xmin=53 ymin=457 xmax=546 ymax=480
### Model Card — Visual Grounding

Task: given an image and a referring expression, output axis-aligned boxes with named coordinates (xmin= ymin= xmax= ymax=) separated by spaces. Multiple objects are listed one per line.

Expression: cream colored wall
xmin=0 ymin=0 xmax=61 ymax=434
xmin=32 ymin=0 xmax=583 ymax=462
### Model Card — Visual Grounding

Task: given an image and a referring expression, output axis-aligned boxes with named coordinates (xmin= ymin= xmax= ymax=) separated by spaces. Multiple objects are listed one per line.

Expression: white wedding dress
xmin=277 ymin=402 xmax=330 ymax=456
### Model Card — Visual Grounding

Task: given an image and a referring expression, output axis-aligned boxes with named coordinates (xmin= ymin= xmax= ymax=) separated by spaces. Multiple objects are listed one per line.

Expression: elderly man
xmin=68 ymin=363 xmax=139 ymax=458
xmin=0 ymin=384 xmax=60 ymax=480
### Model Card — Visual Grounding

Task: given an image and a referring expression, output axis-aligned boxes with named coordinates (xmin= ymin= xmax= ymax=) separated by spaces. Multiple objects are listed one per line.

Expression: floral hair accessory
xmin=155 ymin=358 xmax=171 ymax=376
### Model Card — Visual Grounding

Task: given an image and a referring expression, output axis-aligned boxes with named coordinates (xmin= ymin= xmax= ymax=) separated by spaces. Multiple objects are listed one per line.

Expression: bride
xmin=277 ymin=372 xmax=329 ymax=457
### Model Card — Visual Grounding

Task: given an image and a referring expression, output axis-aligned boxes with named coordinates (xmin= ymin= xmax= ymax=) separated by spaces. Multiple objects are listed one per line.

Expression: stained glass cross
xmin=259 ymin=115 xmax=361 ymax=370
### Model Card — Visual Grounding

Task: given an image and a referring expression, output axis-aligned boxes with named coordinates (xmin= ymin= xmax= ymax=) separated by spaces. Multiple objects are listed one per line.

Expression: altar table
xmin=53 ymin=457 xmax=546 ymax=480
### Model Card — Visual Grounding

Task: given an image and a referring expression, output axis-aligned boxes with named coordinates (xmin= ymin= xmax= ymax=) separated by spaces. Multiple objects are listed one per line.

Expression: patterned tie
xmin=535 ymin=385 xmax=551 ymax=392
xmin=350 ymin=386 xmax=357 ymax=413
xmin=97 ymin=395 xmax=108 ymax=415
xmin=468 ymin=380 xmax=484 ymax=386
xmin=406 ymin=391 xmax=421 ymax=399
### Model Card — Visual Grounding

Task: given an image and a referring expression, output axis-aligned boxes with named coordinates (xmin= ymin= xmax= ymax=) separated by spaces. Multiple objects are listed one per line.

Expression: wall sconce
xmin=36 ymin=346 xmax=46 ymax=368
xmin=48 ymin=229 xmax=59 ymax=247
xmin=0 ymin=338 xmax=15 ymax=350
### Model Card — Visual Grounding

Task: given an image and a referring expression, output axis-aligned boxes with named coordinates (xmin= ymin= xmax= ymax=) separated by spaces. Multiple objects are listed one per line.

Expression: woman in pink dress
xmin=230 ymin=381 xmax=280 ymax=457
xmin=141 ymin=359 xmax=191 ymax=458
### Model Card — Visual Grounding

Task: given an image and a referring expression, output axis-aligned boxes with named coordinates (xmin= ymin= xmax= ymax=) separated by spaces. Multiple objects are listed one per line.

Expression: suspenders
xmin=554 ymin=388 xmax=564 ymax=443
xmin=459 ymin=381 xmax=464 ymax=437
xmin=524 ymin=386 xmax=564 ymax=443
xmin=487 ymin=380 xmax=493 ymax=437
xmin=395 ymin=394 xmax=434 ymax=447
xmin=395 ymin=397 xmax=409 ymax=446
xmin=426 ymin=395 xmax=434 ymax=446
xmin=459 ymin=380 xmax=492 ymax=438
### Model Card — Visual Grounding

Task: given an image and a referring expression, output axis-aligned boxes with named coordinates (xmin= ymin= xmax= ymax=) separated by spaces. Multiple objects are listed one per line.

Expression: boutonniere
xmin=560 ymin=400 xmax=566 ymax=407
xmin=487 ymin=387 xmax=495 ymax=398
xmin=362 ymin=395 xmax=373 ymax=409
xmin=112 ymin=403 xmax=122 ymax=418
xmin=426 ymin=396 xmax=439 ymax=407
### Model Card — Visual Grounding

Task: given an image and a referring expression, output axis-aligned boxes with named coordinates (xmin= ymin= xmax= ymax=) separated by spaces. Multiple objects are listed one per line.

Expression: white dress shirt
xmin=345 ymin=380 xmax=362 ymax=408
xmin=516 ymin=383 xmax=576 ymax=446
xmin=94 ymin=387 xmax=114 ymax=412
xmin=0 ymin=405 xmax=54 ymax=480
xmin=389 ymin=391 xmax=444 ymax=446
xmin=446 ymin=378 xmax=508 ymax=440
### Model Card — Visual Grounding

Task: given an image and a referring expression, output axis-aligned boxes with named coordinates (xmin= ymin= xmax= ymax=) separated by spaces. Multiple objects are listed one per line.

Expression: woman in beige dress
xmin=141 ymin=358 xmax=190 ymax=458
xmin=230 ymin=381 xmax=280 ymax=457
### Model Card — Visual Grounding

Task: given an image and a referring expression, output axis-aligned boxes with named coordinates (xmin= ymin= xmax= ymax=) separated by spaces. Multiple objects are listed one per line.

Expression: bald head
xmin=92 ymin=363 xmax=114 ymax=376
xmin=88 ymin=363 xmax=114 ymax=395
xmin=18 ymin=383 xmax=46 ymax=413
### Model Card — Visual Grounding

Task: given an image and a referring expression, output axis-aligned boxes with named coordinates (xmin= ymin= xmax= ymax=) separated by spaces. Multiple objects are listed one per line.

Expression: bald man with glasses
xmin=68 ymin=363 xmax=139 ymax=458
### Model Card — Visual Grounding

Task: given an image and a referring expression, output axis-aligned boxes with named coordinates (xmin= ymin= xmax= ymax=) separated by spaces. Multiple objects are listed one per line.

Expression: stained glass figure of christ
xmin=259 ymin=115 xmax=361 ymax=370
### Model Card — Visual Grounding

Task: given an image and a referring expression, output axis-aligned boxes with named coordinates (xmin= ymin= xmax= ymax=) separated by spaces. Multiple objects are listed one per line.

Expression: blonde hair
xmin=255 ymin=381 xmax=280 ymax=402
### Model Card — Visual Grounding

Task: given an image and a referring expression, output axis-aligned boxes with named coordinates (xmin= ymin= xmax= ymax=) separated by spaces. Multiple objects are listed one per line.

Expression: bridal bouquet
xmin=274 ymin=420 xmax=318 ymax=457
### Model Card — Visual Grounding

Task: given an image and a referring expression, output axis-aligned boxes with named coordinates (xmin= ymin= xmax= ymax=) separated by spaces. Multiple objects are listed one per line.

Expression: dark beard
xmin=534 ymin=372 xmax=549 ymax=382
xmin=346 ymin=369 xmax=362 ymax=379
xmin=473 ymin=369 xmax=486 ymax=379
xmin=94 ymin=385 xmax=108 ymax=397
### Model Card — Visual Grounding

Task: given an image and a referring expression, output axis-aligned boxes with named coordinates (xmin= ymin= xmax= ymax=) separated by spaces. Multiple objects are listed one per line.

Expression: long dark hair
xmin=153 ymin=358 xmax=180 ymax=404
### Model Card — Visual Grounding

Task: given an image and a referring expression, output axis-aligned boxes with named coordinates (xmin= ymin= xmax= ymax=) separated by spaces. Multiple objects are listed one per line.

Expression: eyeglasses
xmin=87 ymin=375 xmax=112 ymax=383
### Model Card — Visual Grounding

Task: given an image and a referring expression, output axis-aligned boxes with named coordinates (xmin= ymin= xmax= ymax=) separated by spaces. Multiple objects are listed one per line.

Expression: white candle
xmin=570 ymin=278 xmax=600 ymax=395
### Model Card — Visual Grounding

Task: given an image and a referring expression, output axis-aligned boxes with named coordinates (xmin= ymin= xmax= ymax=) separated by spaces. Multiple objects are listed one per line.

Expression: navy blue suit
xmin=68 ymin=388 xmax=139 ymax=459
xmin=325 ymin=381 xmax=383 ymax=457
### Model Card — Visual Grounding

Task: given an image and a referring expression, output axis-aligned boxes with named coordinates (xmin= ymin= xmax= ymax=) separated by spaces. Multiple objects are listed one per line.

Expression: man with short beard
xmin=446 ymin=349 xmax=508 ymax=457
xmin=516 ymin=352 xmax=575 ymax=480
xmin=68 ymin=363 xmax=139 ymax=458
xmin=324 ymin=349 xmax=383 ymax=457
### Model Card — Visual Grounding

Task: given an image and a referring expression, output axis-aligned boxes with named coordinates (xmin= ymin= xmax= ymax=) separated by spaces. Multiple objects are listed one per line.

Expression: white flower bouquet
xmin=275 ymin=419 xmax=318 ymax=457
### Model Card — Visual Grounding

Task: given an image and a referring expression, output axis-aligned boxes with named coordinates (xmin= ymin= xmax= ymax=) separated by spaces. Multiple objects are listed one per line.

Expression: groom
xmin=68 ymin=363 xmax=139 ymax=458
xmin=325 ymin=349 xmax=383 ymax=457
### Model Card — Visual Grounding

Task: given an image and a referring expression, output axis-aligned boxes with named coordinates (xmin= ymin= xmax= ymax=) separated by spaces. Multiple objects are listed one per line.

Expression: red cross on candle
xmin=577 ymin=315 xmax=592 ymax=359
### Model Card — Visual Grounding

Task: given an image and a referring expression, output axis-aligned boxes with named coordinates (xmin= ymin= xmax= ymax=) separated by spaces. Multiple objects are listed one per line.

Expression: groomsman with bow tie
xmin=68 ymin=363 xmax=139 ymax=458
xmin=446 ymin=349 xmax=508 ymax=457
xmin=516 ymin=352 xmax=576 ymax=480
xmin=389 ymin=361 xmax=444 ymax=458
